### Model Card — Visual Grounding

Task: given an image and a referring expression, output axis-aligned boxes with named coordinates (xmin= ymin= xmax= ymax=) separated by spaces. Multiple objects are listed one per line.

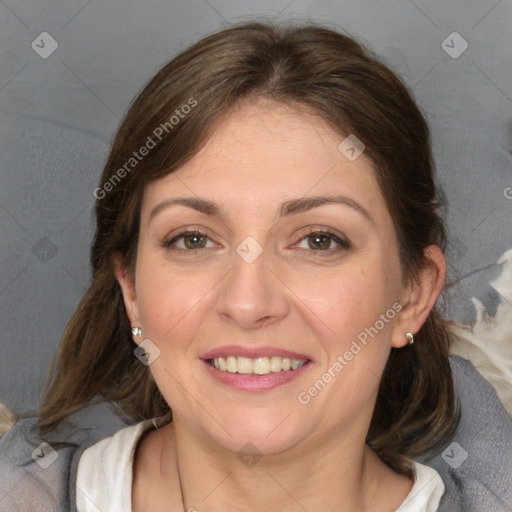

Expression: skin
xmin=114 ymin=98 xmax=446 ymax=512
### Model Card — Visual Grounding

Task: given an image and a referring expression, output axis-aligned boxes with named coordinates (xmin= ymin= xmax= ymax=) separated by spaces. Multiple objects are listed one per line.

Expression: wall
xmin=1 ymin=0 xmax=511 ymax=414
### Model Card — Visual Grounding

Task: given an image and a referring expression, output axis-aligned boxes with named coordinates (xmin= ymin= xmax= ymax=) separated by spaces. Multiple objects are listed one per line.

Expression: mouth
xmin=200 ymin=346 xmax=312 ymax=391
xmin=203 ymin=358 xmax=312 ymax=392
xmin=207 ymin=356 xmax=308 ymax=375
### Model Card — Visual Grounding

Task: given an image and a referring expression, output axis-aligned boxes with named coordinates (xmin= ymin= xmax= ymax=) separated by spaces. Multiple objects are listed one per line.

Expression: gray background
xmin=1 ymin=0 xmax=511 ymax=415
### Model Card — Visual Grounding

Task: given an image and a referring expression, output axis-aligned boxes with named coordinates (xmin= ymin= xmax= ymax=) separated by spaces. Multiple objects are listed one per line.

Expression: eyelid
xmin=293 ymin=227 xmax=351 ymax=251
xmin=162 ymin=225 xmax=351 ymax=253
xmin=162 ymin=226 xmax=219 ymax=249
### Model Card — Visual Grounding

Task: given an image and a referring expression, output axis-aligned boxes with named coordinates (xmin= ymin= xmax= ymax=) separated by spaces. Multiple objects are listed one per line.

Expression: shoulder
xmin=0 ymin=405 xmax=128 ymax=512
xmin=76 ymin=419 xmax=156 ymax=512
xmin=0 ymin=416 xmax=91 ymax=512
xmin=78 ymin=419 xmax=151 ymax=467
xmin=396 ymin=461 xmax=444 ymax=512
xmin=0 ymin=416 xmax=59 ymax=511
xmin=417 ymin=355 xmax=512 ymax=512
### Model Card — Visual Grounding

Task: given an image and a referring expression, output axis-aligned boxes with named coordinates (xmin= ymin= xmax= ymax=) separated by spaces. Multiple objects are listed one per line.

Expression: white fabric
xmin=76 ymin=421 xmax=444 ymax=512
xmin=396 ymin=462 xmax=445 ymax=511
xmin=76 ymin=420 xmax=154 ymax=512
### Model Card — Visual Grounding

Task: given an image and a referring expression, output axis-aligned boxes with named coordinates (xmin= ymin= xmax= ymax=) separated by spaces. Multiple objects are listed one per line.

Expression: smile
xmin=208 ymin=356 xmax=308 ymax=375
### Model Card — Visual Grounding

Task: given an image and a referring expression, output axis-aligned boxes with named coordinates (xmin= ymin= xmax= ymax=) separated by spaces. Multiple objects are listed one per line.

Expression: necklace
xmin=149 ymin=419 xmax=189 ymax=512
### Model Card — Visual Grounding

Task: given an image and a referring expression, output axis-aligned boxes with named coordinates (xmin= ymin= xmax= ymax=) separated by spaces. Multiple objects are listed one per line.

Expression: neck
xmin=157 ymin=419 xmax=407 ymax=512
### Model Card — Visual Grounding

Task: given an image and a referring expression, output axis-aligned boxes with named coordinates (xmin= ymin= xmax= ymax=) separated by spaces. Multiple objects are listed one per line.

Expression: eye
xmin=296 ymin=229 xmax=350 ymax=252
xmin=163 ymin=230 xmax=216 ymax=250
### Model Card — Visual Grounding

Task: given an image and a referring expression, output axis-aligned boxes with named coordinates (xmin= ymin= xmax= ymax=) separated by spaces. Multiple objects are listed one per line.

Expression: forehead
xmin=141 ymin=99 xmax=387 ymax=219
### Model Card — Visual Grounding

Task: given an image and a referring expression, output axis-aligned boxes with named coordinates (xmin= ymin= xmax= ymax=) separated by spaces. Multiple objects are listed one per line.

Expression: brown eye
xmin=164 ymin=230 xmax=214 ymax=250
xmin=308 ymin=233 xmax=332 ymax=250
xmin=183 ymin=233 xmax=207 ymax=249
xmin=296 ymin=230 xmax=351 ymax=253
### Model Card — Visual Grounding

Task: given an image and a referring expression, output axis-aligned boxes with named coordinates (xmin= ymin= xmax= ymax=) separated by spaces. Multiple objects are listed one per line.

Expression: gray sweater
xmin=1 ymin=356 xmax=511 ymax=511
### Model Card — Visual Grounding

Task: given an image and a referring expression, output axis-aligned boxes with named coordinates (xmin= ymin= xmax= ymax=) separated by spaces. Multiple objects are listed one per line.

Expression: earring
xmin=406 ymin=332 xmax=415 ymax=345
xmin=132 ymin=327 xmax=142 ymax=337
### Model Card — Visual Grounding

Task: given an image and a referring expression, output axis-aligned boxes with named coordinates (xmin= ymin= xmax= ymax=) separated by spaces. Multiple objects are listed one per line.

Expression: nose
xmin=215 ymin=249 xmax=290 ymax=330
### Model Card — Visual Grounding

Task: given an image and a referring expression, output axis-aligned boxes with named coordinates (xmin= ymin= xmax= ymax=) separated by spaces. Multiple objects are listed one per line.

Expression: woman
xmin=36 ymin=22 xmax=459 ymax=511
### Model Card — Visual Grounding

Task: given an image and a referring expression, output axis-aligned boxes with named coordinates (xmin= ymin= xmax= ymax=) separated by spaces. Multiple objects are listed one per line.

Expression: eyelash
xmin=162 ymin=227 xmax=351 ymax=254
xmin=296 ymin=228 xmax=351 ymax=253
xmin=162 ymin=228 xmax=215 ymax=250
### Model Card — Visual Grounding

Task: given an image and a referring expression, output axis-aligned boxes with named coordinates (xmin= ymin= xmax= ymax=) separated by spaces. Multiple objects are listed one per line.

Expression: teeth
xmin=270 ymin=356 xmax=282 ymax=372
xmin=211 ymin=356 xmax=307 ymax=375
xmin=226 ymin=356 xmax=237 ymax=373
xmin=253 ymin=357 xmax=269 ymax=375
xmin=237 ymin=356 xmax=253 ymax=374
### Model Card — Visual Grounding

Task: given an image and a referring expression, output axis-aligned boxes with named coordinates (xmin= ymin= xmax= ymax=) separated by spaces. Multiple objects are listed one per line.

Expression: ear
xmin=391 ymin=245 xmax=446 ymax=348
xmin=112 ymin=253 xmax=141 ymax=328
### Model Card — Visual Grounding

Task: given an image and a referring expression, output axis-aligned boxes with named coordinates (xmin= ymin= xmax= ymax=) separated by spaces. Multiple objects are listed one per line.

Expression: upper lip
xmin=200 ymin=345 xmax=312 ymax=361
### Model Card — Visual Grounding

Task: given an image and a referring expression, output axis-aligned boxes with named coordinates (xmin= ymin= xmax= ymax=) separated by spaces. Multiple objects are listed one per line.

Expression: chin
xmin=201 ymin=411 xmax=309 ymax=458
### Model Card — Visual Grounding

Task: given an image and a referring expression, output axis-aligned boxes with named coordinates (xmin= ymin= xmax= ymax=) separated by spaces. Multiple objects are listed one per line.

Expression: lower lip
xmin=202 ymin=360 xmax=311 ymax=391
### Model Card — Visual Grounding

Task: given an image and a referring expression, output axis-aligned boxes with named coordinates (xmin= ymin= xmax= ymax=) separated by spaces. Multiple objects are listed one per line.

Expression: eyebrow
xmin=148 ymin=195 xmax=374 ymax=225
xmin=280 ymin=195 xmax=374 ymax=224
xmin=149 ymin=197 xmax=224 ymax=222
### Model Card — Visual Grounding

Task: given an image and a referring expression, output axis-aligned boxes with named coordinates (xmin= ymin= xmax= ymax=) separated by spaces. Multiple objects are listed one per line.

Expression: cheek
xmin=287 ymin=266 xmax=397 ymax=427
xmin=288 ymin=260 xmax=399 ymax=386
xmin=134 ymin=255 xmax=219 ymax=345
xmin=291 ymin=261 xmax=395 ymax=340
xmin=133 ymin=258 xmax=221 ymax=412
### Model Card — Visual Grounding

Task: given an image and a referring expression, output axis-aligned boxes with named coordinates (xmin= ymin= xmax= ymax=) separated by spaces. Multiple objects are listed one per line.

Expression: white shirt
xmin=76 ymin=421 xmax=445 ymax=512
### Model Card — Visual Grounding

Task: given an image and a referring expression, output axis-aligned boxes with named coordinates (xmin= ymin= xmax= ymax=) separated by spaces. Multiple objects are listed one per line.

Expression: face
xmin=117 ymin=99 xmax=417 ymax=456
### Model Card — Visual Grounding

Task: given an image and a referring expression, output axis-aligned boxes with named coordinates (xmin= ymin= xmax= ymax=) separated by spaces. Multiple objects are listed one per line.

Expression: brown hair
xmin=37 ymin=21 xmax=458 ymax=474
